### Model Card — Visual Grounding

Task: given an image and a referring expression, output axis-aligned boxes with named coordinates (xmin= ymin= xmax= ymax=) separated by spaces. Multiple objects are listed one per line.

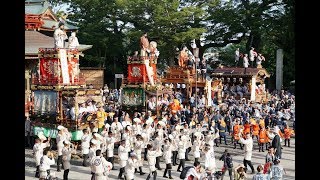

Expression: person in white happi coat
xmin=105 ymin=131 xmax=116 ymax=170
xmin=56 ymin=125 xmax=69 ymax=172
xmin=33 ymin=132 xmax=50 ymax=178
xmin=134 ymin=134 xmax=146 ymax=175
xmin=92 ymin=133 xmax=104 ymax=150
xmin=192 ymin=132 xmax=203 ymax=163
xmin=249 ymin=47 xmax=257 ymax=67
xmin=68 ymin=31 xmax=79 ymax=49
xmin=243 ymin=54 xmax=249 ymax=69
xmin=156 ymin=123 xmax=164 ymax=140
xmin=62 ymin=140 xmax=77 ymax=180
xmin=118 ymin=140 xmax=129 ymax=179
xmin=203 ymin=144 xmax=217 ymax=174
xmin=146 ymin=144 xmax=158 ymax=180
xmin=142 ymin=123 xmax=154 ymax=160
xmin=239 ymin=132 xmax=255 ymax=174
xmin=177 ymin=135 xmax=188 ymax=172
xmin=125 ymin=152 xmax=138 ymax=180
xmin=132 ymin=118 xmax=142 ymax=135
xmin=153 ymin=131 xmax=163 ymax=170
xmin=86 ymin=100 xmax=97 ymax=114
xmin=182 ymin=124 xmax=192 ymax=161
xmin=89 ymin=139 xmax=98 ymax=180
xmin=90 ymin=149 xmax=113 ymax=180
xmin=39 ymin=149 xmax=56 ymax=179
xmin=172 ymin=125 xmax=181 ymax=166
xmin=121 ymin=113 xmax=132 ymax=128
xmin=81 ymin=128 xmax=91 ymax=167
xmin=100 ymin=124 xmax=110 ymax=139
xmin=111 ymin=117 xmax=123 ymax=142
xmin=122 ymin=126 xmax=134 ymax=152
xmin=163 ymin=138 xmax=174 ymax=179
xmin=53 ymin=22 xmax=67 ymax=48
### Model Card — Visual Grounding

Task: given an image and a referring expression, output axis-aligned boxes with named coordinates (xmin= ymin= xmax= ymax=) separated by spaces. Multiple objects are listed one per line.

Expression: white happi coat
xmin=178 ymin=140 xmax=187 ymax=160
xmin=56 ymin=133 xmax=67 ymax=156
xmin=39 ymin=155 xmax=55 ymax=178
xmin=105 ymin=136 xmax=115 ymax=158
xmin=192 ymin=140 xmax=201 ymax=158
xmin=134 ymin=140 xmax=144 ymax=167
xmin=88 ymin=146 xmax=97 ymax=172
xmin=163 ymin=143 xmax=173 ymax=164
xmin=153 ymin=137 xmax=163 ymax=157
xmin=33 ymin=142 xmax=50 ymax=166
xmin=111 ymin=122 xmax=123 ymax=142
xmin=122 ymin=132 xmax=133 ymax=152
xmin=141 ymin=128 xmax=151 ymax=149
xmin=62 ymin=146 xmax=73 ymax=170
xmin=205 ymin=149 xmax=216 ymax=172
xmin=54 ymin=28 xmax=67 ymax=48
xmin=132 ymin=124 xmax=142 ymax=135
xmin=90 ymin=156 xmax=112 ymax=180
xmin=118 ymin=145 xmax=129 ymax=168
xmin=147 ymin=150 xmax=157 ymax=172
xmin=239 ymin=137 xmax=253 ymax=160
xmin=171 ymin=131 xmax=180 ymax=152
xmin=157 ymin=128 xmax=164 ymax=140
xmin=91 ymin=138 xmax=102 ymax=150
xmin=125 ymin=158 xmax=138 ymax=180
xmin=81 ymin=134 xmax=91 ymax=155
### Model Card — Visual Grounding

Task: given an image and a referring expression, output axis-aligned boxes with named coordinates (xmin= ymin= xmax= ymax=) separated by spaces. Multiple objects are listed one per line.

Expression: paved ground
xmin=25 ymin=136 xmax=295 ymax=180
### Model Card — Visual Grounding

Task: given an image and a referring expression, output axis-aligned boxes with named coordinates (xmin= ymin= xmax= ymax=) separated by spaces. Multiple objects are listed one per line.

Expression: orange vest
xmin=244 ymin=124 xmax=251 ymax=134
xmin=259 ymin=129 xmax=267 ymax=143
xmin=233 ymin=125 xmax=240 ymax=140
xmin=265 ymin=130 xmax=271 ymax=142
xmin=284 ymin=128 xmax=294 ymax=139
xmin=252 ymin=124 xmax=260 ymax=136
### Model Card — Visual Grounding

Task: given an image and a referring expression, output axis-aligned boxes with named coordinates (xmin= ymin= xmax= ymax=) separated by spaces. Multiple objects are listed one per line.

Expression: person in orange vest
xmin=283 ymin=124 xmax=295 ymax=147
xmin=265 ymin=126 xmax=272 ymax=150
xmin=243 ymin=121 xmax=251 ymax=136
xmin=251 ymin=119 xmax=260 ymax=142
xmin=233 ymin=120 xmax=243 ymax=149
xmin=258 ymin=125 xmax=267 ymax=152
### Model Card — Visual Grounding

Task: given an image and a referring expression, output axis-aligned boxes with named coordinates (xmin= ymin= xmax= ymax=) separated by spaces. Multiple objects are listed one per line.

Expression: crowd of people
xmin=26 ymin=86 xmax=294 ymax=180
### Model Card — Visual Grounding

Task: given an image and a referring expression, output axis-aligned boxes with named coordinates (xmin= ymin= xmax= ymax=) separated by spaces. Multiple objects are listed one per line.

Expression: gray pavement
xmin=25 ymin=137 xmax=295 ymax=180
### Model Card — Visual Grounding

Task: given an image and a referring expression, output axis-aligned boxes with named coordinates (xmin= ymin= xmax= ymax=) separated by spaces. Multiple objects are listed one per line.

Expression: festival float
xmin=121 ymin=35 xmax=174 ymax=118
xmin=210 ymin=67 xmax=270 ymax=102
xmin=30 ymin=48 xmax=99 ymax=142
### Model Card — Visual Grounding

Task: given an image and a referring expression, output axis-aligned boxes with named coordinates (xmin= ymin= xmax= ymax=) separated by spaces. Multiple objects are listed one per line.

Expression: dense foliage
xmin=54 ymin=0 xmax=294 ymax=88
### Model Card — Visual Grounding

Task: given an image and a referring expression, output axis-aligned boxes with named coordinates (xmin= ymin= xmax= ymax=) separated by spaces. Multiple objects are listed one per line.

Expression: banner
xmin=39 ymin=58 xmax=59 ymax=84
xmin=68 ymin=57 xmax=79 ymax=83
xmin=33 ymin=90 xmax=58 ymax=115
xmin=121 ymin=87 xmax=145 ymax=106
xmin=33 ymin=126 xmax=83 ymax=141
xmin=60 ymin=49 xmax=70 ymax=84
xmin=127 ymin=64 xmax=146 ymax=83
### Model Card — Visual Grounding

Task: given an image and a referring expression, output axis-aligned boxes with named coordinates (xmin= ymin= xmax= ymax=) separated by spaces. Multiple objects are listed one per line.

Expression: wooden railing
xmin=31 ymin=74 xmax=86 ymax=86
xmin=25 ymin=14 xmax=44 ymax=30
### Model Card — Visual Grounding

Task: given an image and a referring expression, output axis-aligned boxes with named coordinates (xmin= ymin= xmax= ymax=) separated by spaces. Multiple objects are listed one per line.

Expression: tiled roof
xmin=42 ymin=19 xmax=79 ymax=30
xmin=25 ymin=30 xmax=92 ymax=55
xmin=25 ymin=0 xmax=46 ymax=3
xmin=25 ymin=0 xmax=49 ymax=15
xmin=25 ymin=0 xmax=78 ymax=30
xmin=212 ymin=67 xmax=270 ymax=77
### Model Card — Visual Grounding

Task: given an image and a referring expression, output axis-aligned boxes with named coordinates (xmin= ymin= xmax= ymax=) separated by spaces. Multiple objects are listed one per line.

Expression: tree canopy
xmin=55 ymin=0 xmax=294 ymax=88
